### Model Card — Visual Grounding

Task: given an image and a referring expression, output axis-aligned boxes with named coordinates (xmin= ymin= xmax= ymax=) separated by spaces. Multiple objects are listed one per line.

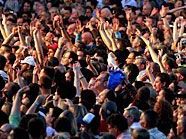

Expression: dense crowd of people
xmin=0 ymin=0 xmax=185 ymax=139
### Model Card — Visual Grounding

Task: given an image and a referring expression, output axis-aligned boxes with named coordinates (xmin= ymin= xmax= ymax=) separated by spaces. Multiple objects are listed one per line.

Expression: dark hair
xmin=47 ymin=57 xmax=59 ymax=67
xmin=80 ymin=89 xmax=96 ymax=111
xmin=28 ymin=117 xmax=46 ymax=138
xmin=107 ymin=114 xmax=128 ymax=132
xmin=0 ymin=75 xmax=5 ymax=91
xmin=43 ymin=66 xmax=55 ymax=80
xmin=137 ymin=86 xmax=150 ymax=102
xmin=69 ymin=51 xmax=78 ymax=64
xmin=28 ymin=83 xmax=40 ymax=105
xmin=0 ymin=55 xmax=7 ymax=70
xmin=161 ymin=88 xmax=175 ymax=104
xmin=143 ymin=109 xmax=158 ymax=128
xmin=125 ymin=64 xmax=139 ymax=83
xmin=39 ymin=75 xmax=52 ymax=89
xmin=7 ymin=53 xmax=16 ymax=65
xmin=54 ymin=117 xmax=71 ymax=133
xmin=0 ymin=110 xmax=8 ymax=127
xmin=133 ymin=81 xmax=145 ymax=90
xmin=11 ymin=127 xmax=29 ymax=139
xmin=156 ymin=73 xmax=170 ymax=87
xmin=19 ymin=114 xmax=38 ymax=129
xmin=56 ymin=81 xmax=76 ymax=99
xmin=132 ymin=128 xmax=150 ymax=139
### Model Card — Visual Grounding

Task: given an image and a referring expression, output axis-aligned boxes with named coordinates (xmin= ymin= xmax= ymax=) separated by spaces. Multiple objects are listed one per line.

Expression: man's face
xmin=61 ymin=52 xmax=71 ymax=66
xmin=153 ymin=76 xmax=163 ymax=93
xmin=93 ymin=73 xmax=107 ymax=92
xmin=107 ymin=124 xmax=117 ymax=137
xmin=123 ymin=110 xmax=133 ymax=126
xmin=139 ymin=113 xmax=147 ymax=129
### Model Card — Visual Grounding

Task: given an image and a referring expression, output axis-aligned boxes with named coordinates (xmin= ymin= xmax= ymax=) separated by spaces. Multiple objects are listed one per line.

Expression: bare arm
xmin=0 ymin=22 xmax=7 ymax=39
xmin=26 ymin=95 xmax=45 ymax=114
xmin=9 ymin=86 xmax=30 ymax=126
xmin=33 ymin=29 xmax=44 ymax=65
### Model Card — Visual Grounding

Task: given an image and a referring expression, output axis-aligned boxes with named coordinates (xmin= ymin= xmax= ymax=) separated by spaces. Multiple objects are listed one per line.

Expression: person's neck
xmin=41 ymin=88 xmax=51 ymax=97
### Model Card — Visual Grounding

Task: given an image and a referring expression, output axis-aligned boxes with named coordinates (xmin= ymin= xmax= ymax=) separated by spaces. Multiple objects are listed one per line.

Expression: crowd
xmin=0 ymin=0 xmax=185 ymax=139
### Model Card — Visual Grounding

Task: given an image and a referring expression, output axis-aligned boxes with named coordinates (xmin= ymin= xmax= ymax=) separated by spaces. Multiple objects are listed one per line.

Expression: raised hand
xmin=160 ymin=5 xmax=169 ymax=17
xmin=73 ymin=61 xmax=81 ymax=72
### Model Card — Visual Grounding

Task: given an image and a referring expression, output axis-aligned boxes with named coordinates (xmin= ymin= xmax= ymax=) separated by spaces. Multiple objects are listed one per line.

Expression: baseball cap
xmin=21 ymin=56 xmax=36 ymax=66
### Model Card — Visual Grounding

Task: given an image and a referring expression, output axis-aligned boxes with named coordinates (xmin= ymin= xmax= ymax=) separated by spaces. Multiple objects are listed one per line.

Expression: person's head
xmin=85 ymin=6 xmax=93 ymax=18
xmin=142 ymin=2 xmax=152 ymax=16
xmin=134 ymin=56 xmax=146 ymax=71
xmin=153 ymin=73 xmax=170 ymax=93
xmin=2 ymin=82 xmax=20 ymax=102
xmin=80 ymin=89 xmax=96 ymax=111
xmin=20 ymin=56 xmax=35 ymax=72
xmin=39 ymin=75 xmax=52 ymax=90
xmin=5 ymin=53 xmax=16 ymax=66
xmin=123 ymin=106 xmax=141 ymax=126
xmin=124 ymin=64 xmax=139 ymax=83
xmin=0 ymin=54 xmax=7 ymax=70
xmin=174 ymin=0 xmax=184 ymax=8
xmin=93 ymin=71 xmax=109 ymax=93
xmin=60 ymin=6 xmax=72 ymax=19
xmin=173 ymin=67 xmax=186 ymax=82
xmin=39 ymin=66 xmax=55 ymax=80
xmin=100 ymin=100 xmax=117 ymax=120
xmin=61 ymin=51 xmax=78 ymax=67
xmin=126 ymin=52 xmax=136 ymax=64
xmin=140 ymin=109 xmax=158 ymax=129
xmin=56 ymin=81 xmax=76 ymax=99
xmin=153 ymin=99 xmax=173 ymax=119
xmin=45 ymin=107 xmax=63 ymax=127
xmin=107 ymin=114 xmax=128 ymax=137
xmin=54 ymin=117 xmax=71 ymax=133
xmin=131 ymin=128 xmax=150 ymax=139
xmin=156 ymin=88 xmax=175 ymax=104
xmin=67 ymin=23 xmax=76 ymax=35
xmin=60 ymin=110 xmax=78 ymax=136
xmin=22 ymin=1 xmax=32 ymax=12
xmin=136 ymin=86 xmax=150 ymax=102
xmin=8 ymin=127 xmax=29 ymax=139
xmin=49 ymin=7 xmax=59 ymax=19
xmin=47 ymin=56 xmax=59 ymax=67
xmin=97 ymin=89 xmax=109 ymax=104
xmin=28 ymin=117 xmax=46 ymax=139
xmin=0 ymin=110 xmax=8 ymax=127
xmin=81 ymin=32 xmax=93 ymax=45
xmin=101 ymin=7 xmax=112 ymax=19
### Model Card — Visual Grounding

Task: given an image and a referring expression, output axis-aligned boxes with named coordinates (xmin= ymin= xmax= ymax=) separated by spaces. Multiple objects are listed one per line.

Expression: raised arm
xmin=9 ymin=86 xmax=30 ymax=127
xmin=54 ymin=37 xmax=67 ymax=61
xmin=2 ymin=14 xmax=11 ymax=37
xmin=26 ymin=95 xmax=45 ymax=114
xmin=73 ymin=62 xmax=81 ymax=97
xmin=0 ymin=21 xmax=7 ymax=39
xmin=136 ymin=30 xmax=166 ymax=73
xmin=33 ymin=29 xmax=44 ymax=65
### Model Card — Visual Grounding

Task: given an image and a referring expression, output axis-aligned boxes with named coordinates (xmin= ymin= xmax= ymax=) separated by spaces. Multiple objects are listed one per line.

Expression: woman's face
xmin=175 ymin=0 xmax=183 ymax=8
